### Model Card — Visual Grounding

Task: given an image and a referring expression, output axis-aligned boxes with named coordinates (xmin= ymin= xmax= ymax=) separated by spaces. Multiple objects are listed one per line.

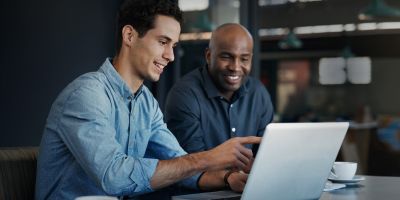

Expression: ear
xmin=121 ymin=25 xmax=138 ymax=47
xmin=205 ymin=48 xmax=211 ymax=65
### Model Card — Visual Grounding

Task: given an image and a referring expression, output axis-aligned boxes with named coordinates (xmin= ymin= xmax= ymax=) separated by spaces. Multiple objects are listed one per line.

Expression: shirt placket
xmin=128 ymin=95 xmax=137 ymax=155
xmin=228 ymin=100 xmax=236 ymax=138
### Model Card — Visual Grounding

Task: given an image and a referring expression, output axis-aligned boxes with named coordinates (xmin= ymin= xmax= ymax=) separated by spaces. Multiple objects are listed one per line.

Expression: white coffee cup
xmin=331 ymin=162 xmax=357 ymax=180
xmin=75 ymin=196 xmax=118 ymax=200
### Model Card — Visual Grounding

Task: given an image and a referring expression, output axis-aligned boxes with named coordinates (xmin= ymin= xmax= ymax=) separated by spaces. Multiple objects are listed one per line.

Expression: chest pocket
xmin=128 ymin=129 xmax=151 ymax=157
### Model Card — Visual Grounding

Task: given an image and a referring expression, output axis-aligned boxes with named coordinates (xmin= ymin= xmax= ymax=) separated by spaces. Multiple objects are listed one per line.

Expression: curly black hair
xmin=115 ymin=0 xmax=183 ymax=54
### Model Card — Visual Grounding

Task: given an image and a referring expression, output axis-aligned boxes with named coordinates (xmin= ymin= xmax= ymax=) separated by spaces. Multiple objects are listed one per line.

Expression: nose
xmin=229 ymin=58 xmax=241 ymax=71
xmin=163 ymin=46 xmax=175 ymax=62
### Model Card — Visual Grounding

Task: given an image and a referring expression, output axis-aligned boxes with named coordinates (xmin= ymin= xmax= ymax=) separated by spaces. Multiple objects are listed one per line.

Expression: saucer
xmin=328 ymin=176 xmax=365 ymax=185
xmin=323 ymin=182 xmax=346 ymax=191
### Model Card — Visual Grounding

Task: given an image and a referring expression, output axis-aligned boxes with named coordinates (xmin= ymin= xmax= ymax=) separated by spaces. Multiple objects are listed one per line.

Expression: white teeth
xmin=227 ymin=75 xmax=239 ymax=80
xmin=155 ymin=62 xmax=164 ymax=69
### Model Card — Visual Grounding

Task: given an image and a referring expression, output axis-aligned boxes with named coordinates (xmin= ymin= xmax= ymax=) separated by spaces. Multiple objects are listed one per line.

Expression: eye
xmin=241 ymin=57 xmax=250 ymax=63
xmin=219 ymin=54 xmax=231 ymax=59
xmin=159 ymin=40 xmax=167 ymax=46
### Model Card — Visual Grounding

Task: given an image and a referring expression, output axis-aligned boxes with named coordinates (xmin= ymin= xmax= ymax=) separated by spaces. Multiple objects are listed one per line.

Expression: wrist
xmin=186 ymin=151 xmax=209 ymax=172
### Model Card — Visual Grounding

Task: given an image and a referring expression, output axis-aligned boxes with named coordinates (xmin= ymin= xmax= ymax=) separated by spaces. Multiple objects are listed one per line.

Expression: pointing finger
xmin=237 ymin=136 xmax=262 ymax=145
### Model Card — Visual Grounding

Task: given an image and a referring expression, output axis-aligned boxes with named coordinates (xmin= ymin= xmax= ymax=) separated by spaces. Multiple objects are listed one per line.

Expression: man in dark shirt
xmin=165 ymin=23 xmax=274 ymax=192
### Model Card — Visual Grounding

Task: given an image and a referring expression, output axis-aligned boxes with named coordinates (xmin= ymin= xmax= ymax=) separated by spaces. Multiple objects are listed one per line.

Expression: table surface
xmin=320 ymin=175 xmax=400 ymax=200
xmin=136 ymin=175 xmax=400 ymax=200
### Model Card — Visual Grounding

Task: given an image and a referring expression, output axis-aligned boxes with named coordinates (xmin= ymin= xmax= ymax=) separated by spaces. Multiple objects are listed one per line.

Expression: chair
xmin=0 ymin=147 xmax=39 ymax=200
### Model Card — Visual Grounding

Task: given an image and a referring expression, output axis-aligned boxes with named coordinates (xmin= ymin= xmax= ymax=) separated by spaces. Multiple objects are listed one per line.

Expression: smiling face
xmin=206 ymin=24 xmax=253 ymax=100
xmin=127 ymin=15 xmax=180 ymax=82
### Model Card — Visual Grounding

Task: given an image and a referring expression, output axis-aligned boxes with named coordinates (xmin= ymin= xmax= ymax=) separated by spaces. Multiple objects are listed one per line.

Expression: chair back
xmin=0 ymin=147 xmax=38 ymax=200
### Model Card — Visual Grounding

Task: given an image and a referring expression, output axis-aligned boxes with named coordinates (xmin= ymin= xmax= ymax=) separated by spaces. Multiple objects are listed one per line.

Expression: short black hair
xmin=115 ymin=0 xmax=183 ymax=54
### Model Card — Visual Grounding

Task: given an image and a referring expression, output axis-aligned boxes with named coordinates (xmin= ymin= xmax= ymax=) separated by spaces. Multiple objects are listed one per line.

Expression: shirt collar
xmin=200 ymin=65 xmax=249 ymax=101
xmin=99 ymin=58 xmax=143 ymax=100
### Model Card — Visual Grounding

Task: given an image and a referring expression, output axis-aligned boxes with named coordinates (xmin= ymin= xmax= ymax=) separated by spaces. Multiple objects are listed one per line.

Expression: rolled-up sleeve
xmin=57 ymin=83 xmax=158 ymax=196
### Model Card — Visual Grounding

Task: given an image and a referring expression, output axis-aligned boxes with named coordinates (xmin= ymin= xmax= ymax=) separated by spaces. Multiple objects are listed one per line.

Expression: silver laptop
xmin=172 ymin=122 xmax=349 ymax=200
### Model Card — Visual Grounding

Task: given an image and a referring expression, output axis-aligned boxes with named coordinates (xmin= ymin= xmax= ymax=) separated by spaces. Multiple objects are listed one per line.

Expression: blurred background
xmin=1 ymin=0 xmax=399 ymax=176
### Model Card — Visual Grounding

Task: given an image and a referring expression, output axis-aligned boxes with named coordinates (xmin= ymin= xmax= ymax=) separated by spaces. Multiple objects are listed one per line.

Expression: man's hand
xmin=204 ymin=136 xmax=261 ymax=171
xmin=242 ymin=157 xmax=254 ymax=174
xmin=227 ymin=171 xmax=248 ymax=192
xmin=150 ymin=136 xmax=260 ymax=190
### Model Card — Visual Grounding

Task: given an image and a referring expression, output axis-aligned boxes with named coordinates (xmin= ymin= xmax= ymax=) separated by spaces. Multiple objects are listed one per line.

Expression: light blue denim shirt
xmin=36 ymin=58 xmax=199 ymax=199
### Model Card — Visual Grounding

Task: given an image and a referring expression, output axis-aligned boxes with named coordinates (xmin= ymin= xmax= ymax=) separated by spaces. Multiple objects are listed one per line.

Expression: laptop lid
xmin=241 ymin=122 xmax=348 ymax=200
xmin=172 ymin=122 xmax=348 ymax=200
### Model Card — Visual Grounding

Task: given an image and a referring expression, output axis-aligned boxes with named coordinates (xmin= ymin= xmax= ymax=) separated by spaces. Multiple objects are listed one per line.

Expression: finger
xmin=235 ymin=152 xmax=250 ymax=169
xmin=236 ymin=150 xmax=253 ymax=171
xmin=238 ymin=145 xmax=253 ymax=159
xmin=243 ymin=166 xmax=251 ymax=174
xmin=235 ymin=172 xmax=248 ymax=182
xmin=239 ymin=181 xmax=246 ymax=192
xmin=243 ymin=158 xmax=254 ymax=173
xmin=237 ymin=145 xmax=252 ymax=161
xmin=237 ymin=136 xmax=262 ymax=145
xmin=230 ymin=167 xmax=240 ymax=172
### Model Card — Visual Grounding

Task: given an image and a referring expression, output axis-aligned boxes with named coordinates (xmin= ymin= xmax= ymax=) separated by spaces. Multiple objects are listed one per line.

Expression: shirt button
xmin=232 ymin=128 xmax=236 ymax=132
xmin=220 ymin=96 xmax=224 ymax=100
xmin=230 ymin=104 xmax=233 ymax=108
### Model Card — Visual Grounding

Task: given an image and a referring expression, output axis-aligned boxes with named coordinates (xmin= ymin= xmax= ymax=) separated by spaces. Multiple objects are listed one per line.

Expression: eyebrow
xmin=219 ymin=51 xmax=253 ymax=57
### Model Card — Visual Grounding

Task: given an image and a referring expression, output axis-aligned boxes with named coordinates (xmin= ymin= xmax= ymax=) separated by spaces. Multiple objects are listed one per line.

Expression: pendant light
xmin=278 ymin=29 xmax=303 ymax=49
xmin=359 ymin=0 xmax=400 ymax=20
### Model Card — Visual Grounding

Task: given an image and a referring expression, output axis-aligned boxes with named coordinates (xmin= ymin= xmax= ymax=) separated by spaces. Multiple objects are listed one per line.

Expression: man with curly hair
xmin=35 ymin=0 xmax=260 ymax=199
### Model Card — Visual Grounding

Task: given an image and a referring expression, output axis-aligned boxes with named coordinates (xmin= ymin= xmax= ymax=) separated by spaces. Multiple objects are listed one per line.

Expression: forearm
xmin=150 ymin=151 xmax=209 ymax=189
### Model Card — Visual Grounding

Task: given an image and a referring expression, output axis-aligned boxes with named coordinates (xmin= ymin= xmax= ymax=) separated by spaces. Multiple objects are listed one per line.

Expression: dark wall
xmin=1 ymin=0 xmax=121 ymax=147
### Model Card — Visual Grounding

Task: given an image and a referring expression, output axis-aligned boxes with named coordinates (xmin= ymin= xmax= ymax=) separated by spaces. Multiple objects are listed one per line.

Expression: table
xmin=135 ymin=175 xmax=400 ymax=200
xmin=320 ymin=175 xmax=400 ymax=200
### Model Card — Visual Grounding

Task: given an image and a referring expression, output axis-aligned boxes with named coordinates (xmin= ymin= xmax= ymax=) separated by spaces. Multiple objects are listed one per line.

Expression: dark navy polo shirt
xmin=165 ymin=66 xmax=274 ymax=153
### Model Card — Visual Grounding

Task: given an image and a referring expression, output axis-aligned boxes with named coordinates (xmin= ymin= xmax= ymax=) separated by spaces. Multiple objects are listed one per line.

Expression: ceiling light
xmin=341 ymin=46 xmax=355 ymax=58
xmin=179 ymin=0 xmax=209 ymax=11
xmin=278 ymin=30 xmax=303 ymax=49
xmin=359 ymin=0 xmax=400 ymax=20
